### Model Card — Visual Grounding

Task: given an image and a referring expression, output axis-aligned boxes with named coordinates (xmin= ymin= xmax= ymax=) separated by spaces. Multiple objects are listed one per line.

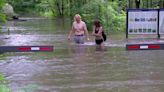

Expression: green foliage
xmin=0 ymin=0 xmax=5 ymax=9
xmin=0 ymin=73 xmax=11 ymax=92
xmin=6 ymin=0 xmax=126 ymax=32
xmin=7 ymin=0 xmax=40 ymax=15
xmin=128 ymin=0 xmax=164 ymax=8
xmin=0 ymin=13 xmax=6 ymax=22
xmin=0 ymin=85 xmax=11 ymax=92
xmin=0 ymin=0 xmax=6 ymax=23
xmin=0 ymin=74 xmax=4 ymax=81
xmin=36 ymin=0 xmax=57 ymax=17
xmin=80 ymin=0 xmax=126 ymax=32
xmin=5 ymin=0 xmax=163 ymax=32
xmin=36 ymin=0 xmax=51 ymax=12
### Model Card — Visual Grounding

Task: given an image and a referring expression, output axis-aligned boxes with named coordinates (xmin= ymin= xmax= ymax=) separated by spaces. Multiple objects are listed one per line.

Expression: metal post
xmin=157 ymin=9 xmax=160 ymax=39
xmin=126 ymin=9 xmax=129 ymax=39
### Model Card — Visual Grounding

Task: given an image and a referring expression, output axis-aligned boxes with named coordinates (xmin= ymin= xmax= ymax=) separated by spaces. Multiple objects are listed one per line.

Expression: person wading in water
xmin=68 ymin=14 xmax=89 ymax=44
xmin=92 ymin=20 xmax=106 ymax=50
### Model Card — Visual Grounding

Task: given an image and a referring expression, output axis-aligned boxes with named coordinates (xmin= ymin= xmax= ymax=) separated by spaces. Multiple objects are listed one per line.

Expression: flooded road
xmin=0 ymin=18 xmax=164 ymax=92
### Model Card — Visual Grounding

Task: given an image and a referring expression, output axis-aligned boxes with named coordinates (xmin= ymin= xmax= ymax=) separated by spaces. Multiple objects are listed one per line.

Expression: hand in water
xmin=87 ymin=38 xmax=90 ymax=41
xmin=68 ymin=36 xmax=71 ymax=40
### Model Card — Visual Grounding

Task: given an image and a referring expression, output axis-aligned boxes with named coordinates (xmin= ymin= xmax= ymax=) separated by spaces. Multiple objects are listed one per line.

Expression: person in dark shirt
xmin=92 ymin=20 xmax=106 ymax=49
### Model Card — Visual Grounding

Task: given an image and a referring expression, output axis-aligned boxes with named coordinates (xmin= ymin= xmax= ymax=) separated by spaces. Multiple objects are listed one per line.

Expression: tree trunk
xmin=135 ymin=0 xmax=140 ymax=8
xmin=128 ymin=0 xmax=132 ymax=8
xmin=56 ymin=0 xmax=62 ymax=16
xmin=160 ymin=0 xmax=164 ymax=8
xmin=61 ymin=0 xmax=64 ymax=17
xmin=146 ymin=0 xmax=149 ymax=8
xmin=69 ymin=0 xmax=73 ymax=17
xmin=150 ymin=0 xmax=152 ymax=8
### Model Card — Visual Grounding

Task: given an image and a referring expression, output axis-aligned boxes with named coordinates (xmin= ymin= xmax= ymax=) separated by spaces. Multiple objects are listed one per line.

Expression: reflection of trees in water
xmin=67 ymin=44 xmax=107 ymax=57
xmin=68 ymin=45 xmax=88 ymax=57
xmin=74 ymin=45 xmax=86 ymax=55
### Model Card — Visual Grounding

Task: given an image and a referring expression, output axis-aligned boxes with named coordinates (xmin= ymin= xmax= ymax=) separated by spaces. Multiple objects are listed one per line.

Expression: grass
xmin=0 ymin=73 xmax=11 ymax=92
xmin=0 ymin=74 xmax=4 ymax=81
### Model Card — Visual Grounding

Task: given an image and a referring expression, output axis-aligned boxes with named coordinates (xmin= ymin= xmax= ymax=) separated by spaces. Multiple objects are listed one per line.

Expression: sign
xmin=159 ymin=9 xmax=164 ymax=34
xmin=128 ymin=9 xmax=158 ymax=34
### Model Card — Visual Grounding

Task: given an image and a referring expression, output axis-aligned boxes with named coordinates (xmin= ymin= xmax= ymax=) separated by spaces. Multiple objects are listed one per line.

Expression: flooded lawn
xmin=0 ymin=18 xmax=164 ymax=92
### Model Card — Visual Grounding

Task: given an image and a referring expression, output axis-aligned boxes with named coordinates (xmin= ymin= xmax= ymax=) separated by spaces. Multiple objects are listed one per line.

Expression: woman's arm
xmin=97 ymin=27 xmax=103 ymax=35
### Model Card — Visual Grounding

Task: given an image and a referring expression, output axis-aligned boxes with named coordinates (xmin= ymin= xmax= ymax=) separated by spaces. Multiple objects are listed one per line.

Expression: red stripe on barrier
xmin=148 ymin=45 xmax=160 ymax=49
xmin=18 ymin=47 xmax=31 ymax=51
xmin=127 ymin=45 xmax=140 ymax=49
xmin=40 ymin=47 xmax=53 ymax=51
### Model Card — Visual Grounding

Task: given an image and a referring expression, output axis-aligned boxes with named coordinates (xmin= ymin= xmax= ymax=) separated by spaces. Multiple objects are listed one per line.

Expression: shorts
xmin=95 ymin=39 xmax=103 ymax=45
xmin=74 ymin=35 xmax=85 ymax=44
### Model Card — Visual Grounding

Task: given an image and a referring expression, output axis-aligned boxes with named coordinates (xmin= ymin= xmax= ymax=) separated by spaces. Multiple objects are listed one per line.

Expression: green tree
xmin=128 ymin=0 xmax=164 ymax=8
xmin=0 ymin=0 xmax=6 ymax=22
xmin=7 ymin=0 xmax=41 ymax=15
xmin=78 ymin=0 xmax=126 ymax=32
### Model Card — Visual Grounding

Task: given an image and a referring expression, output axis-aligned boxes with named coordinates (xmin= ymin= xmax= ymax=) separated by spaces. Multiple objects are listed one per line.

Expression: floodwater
xmin=0 ymin=18 xmax=164 ymax=92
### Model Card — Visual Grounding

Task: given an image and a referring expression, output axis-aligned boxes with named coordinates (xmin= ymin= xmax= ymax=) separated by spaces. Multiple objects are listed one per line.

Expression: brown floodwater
xmin=0 ymin=18 xmax=164 ymax=92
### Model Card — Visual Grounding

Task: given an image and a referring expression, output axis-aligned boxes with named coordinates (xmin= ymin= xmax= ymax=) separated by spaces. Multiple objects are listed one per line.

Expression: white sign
xmin=128 ymin=9 xmax=158 ymax=34
xmin=31 ymin=47 xmax=40 ymax=51
xmin=159 ymin=9 xmax=164 ymax=34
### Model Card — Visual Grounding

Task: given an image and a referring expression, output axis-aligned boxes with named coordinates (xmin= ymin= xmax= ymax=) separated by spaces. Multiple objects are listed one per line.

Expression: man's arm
xmin=83 ymin=22 xmax=90 ymax=40
xmin=68 ymin=24 xmax=74 ymax=40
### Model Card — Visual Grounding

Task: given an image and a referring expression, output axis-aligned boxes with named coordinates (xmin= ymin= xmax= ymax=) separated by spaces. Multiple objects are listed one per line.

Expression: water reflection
xmin=73 ymin=45 xmax=87 ymax=55
xmin=95 ymin=45 xmax=107 ymax=52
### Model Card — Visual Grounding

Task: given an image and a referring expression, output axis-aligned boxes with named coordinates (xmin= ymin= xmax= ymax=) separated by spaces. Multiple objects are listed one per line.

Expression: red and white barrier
xmin=126 ymin=44 xmax=162 ymax=50
xmin=0 ymin=46 xmax=54 ymax=52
